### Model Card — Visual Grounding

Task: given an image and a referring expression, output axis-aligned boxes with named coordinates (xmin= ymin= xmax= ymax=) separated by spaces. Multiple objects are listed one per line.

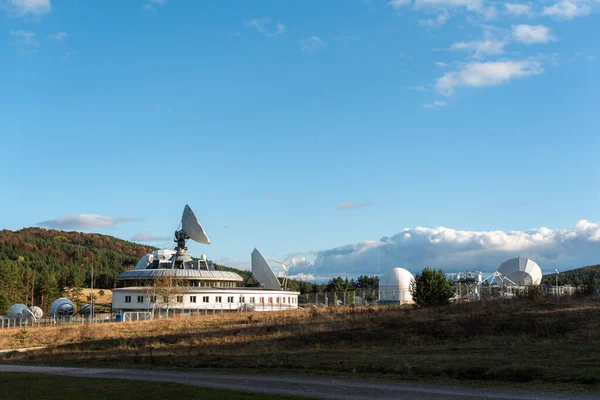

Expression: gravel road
xmin=0 ymin=364 xmax=597 ymax=400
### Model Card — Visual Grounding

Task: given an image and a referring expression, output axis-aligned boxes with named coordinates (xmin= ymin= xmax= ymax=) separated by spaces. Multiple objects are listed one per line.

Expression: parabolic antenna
xmin=29 ymin=306 xmax=43 ymax=320
xmin=251 ymin=248 xmax=282 ymax=290
xmin=182 ymin=204 xmax=211 ymax=245
xmin=7 ymin=303 xmax=28 ymax=320
xmin=50 ymin=298 xmax=75 ymax=318
xmin=79 ymin=304 xmax=91 ymax=317
xmin=497 ymin=257 xmax=542 ymax=286
xmin=22 ymin=308 xmax=35 ymax=323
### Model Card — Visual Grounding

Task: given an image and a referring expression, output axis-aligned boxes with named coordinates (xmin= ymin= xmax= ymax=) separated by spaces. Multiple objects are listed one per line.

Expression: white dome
xmin=379 ymin=268 xmax=414 ymax=304
xmin=497 ymin=257 xmax=542 ymax=286
xmin=135 ymin=249 xmax=176 ymax=270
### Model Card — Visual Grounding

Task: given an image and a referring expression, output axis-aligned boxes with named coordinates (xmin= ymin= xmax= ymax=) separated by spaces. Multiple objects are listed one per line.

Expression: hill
xmin=0 ymin=228 xmax=157 ymax=313
xmin=542 ymin=264 xmax=600 ymax=286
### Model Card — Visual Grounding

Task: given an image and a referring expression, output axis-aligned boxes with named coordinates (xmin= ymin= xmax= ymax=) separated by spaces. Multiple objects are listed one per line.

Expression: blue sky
xmin=1 ymin=0 xmax=599 ymax=279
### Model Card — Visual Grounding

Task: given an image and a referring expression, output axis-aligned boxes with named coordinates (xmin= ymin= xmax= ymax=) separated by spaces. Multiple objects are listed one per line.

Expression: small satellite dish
xmin=7 ymin=304 xmax=28 ymax=320
xmin=79 ymin=304 xmax=91 ymax=317
xmin=50 ymin=298 xmax=75 ymax=319
xmin=251 ymin=248 xmax=283 ymax=290
xmin=22 ymin=308 xmax=35 ymax=322
xmin=29 ymin=306 xmax=43 ymax=320
xmin=181 ymin=204 xmax=211 ymax=245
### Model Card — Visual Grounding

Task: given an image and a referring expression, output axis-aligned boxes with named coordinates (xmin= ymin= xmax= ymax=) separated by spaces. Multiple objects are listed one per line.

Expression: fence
xmin=298 ymin=290 xmax=379 ymax=307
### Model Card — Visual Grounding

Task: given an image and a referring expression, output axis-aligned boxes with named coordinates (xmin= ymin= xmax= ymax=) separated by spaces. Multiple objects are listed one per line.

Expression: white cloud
xmin=292 ymin=220 xmax=600 ymax=279
xmin=131 ymin=232 xmax=171 ymax=242
xmin=9 ymin=30 xmax=38 ymax=46
xmin=390 ymin=0 xmax=411 ymax=8
xmin=419 ymin=9 xmax=450 ymax=27
xmin=38 ymin=214 xmax=142 ymax=230
xmin=435 ymin=59 xmax=543 ymax=96
xmin=48 ymin=31 xmax=67 ymax=41
xmin=144 ymin=0 xmax=165 ymax=10
xmin=338 ymin=201 xmax=371 ymax=210
xmin=414 ymin=0 xmax=484 ymax=12
xmin=449 ymin=38 xmax=506 ymax=58
xmin=512 ymin=24 xmax=554 ymax=44
xmin=422 ymin=100 xmax=447 ymax=108
xmin=542 ymin=1 xmax=592 ymax=19
xmin=9 ymin=0 xmax=50 ymax=16
xmin=505 ymin=3 xmax=534 ymax=16
xmin=245 ymin=16 xmax=286 ymax=37
xmin=435 ymin=61 xmax=448 ymax=67
xmin=299 ymin=36 xmax=325 ymax=52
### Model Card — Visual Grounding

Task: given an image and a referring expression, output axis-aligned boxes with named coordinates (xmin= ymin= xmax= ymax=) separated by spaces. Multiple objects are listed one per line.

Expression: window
xmin=250 ymin=297 xmax=255 ymax=304
xmin=163 ymin=296 xmax=169 ymax=303
xmin=282 ymin=297 xmax=286 ymax=303
xmin=125 ymin=295 xmax=131 ymax=303
xmin=259 ymin=297 xmax=264 ymax=304
xmin=137 ymin=296 xmax=144 ymax=303
xmin=276 ymin=297 xmax=280 ymax=303
xmin=190 ymin=296 xmax=197 ymax=303
xmin=215 ymin=296 xmax=222 ymax=303
xmin=268 ymin=297 xmax=273 ymax=304
xmin=150 ymin=296 xmax=156 ymax=303
xmin=202 ymin=296 xmax=209 ymax=303
xmin=227 ymin=296 xmax=234 ymax=303
xmin=240 ymin=296 xmax=245 ymax=303
xmin=176 ymin=296 xmax=183 ymax=303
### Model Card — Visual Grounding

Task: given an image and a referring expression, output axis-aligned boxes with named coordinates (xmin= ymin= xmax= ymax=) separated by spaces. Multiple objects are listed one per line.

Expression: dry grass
xmin=2 ymin=296 xmax=600 ymax=392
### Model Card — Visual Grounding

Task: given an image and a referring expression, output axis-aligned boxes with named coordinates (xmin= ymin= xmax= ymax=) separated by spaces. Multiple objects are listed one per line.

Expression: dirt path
xmin=0 ymin=364 xmax=596 ymax=400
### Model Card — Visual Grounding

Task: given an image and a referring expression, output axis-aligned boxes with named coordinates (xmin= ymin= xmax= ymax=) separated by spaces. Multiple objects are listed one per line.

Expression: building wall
xmin=112 ymin=288 xmax=299 ymax=312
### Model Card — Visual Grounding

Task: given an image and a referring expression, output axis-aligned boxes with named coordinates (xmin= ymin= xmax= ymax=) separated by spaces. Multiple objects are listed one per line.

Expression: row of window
xmin=123 ymin=295 xmax=297 ymax=304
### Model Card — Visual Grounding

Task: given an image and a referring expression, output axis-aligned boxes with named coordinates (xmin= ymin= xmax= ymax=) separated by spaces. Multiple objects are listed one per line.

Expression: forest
xmin=0 ymin=228 xmax=154 ymax=313
xmin=541 ymin=264 xmax=600 ymax=287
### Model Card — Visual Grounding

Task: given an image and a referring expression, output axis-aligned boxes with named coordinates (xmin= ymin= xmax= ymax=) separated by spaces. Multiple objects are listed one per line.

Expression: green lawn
xmin=0 ymin=373 xmax=308 ymax=400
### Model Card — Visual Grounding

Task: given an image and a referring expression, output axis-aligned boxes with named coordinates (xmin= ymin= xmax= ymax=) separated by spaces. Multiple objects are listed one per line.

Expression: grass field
xmin=0 ymin=373 xmax=306 ymax=400
xmin=1 ymin=295 xmax=599 ymax=393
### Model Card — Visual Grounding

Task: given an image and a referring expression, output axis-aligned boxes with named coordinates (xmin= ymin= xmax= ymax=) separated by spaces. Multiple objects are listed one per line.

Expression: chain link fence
xmin=298 ymin=290 xmax=379 ymax=307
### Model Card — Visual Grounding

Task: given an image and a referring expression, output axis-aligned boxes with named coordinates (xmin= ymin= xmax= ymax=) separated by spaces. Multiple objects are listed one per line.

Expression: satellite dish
xmin=251 ymin=248 xmax=283 ymax=290
xmin=22 ymin=308 xmax=35 ymax=322
xmin=50 ymin=298 xmax=75 ymax=319
xmin=79 ymin=304 xmax=91 ymax=317
xmin=181 ymin=204 xmax=211 ymax=245
xmin=7 ymin=304 xmax=28 ymax=320
xmin=29 ymin=306 xmax=43 ymax=320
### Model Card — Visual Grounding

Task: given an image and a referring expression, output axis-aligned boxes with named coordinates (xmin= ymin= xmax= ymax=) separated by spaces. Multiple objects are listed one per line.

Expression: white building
xmin=111 ymin=205 xmax=299 ymax=314
xmin=379 ymin=267 xmax=414 ymax=305
xmin=111 ymin=260 xmax=299 ymax=313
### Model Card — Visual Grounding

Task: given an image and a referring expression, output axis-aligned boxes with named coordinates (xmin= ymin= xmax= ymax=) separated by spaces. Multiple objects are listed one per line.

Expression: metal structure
xmin=497 ymin=257 xmax=543 ymax=286
xmin=264 ymin=256 xmax=291 ymax=290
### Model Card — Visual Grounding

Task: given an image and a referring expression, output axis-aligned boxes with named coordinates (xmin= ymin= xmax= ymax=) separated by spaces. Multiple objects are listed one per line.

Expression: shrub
xmin=410 ymin=267 xmax=454 ymax=307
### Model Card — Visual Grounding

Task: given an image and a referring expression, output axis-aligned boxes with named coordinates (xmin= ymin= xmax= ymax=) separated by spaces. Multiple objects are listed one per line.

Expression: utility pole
xmin=90 ymin=257 xmax=94 ymax=323
xmin=555 ymin=269 xmax=559 ymax=295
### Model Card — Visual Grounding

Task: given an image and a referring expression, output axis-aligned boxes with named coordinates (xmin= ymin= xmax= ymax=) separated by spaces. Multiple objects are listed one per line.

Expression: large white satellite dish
xmin=252 ymin=248 xmax=283 ymax=290
xmin=182 ymin=204 xmax=210 ymax=245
